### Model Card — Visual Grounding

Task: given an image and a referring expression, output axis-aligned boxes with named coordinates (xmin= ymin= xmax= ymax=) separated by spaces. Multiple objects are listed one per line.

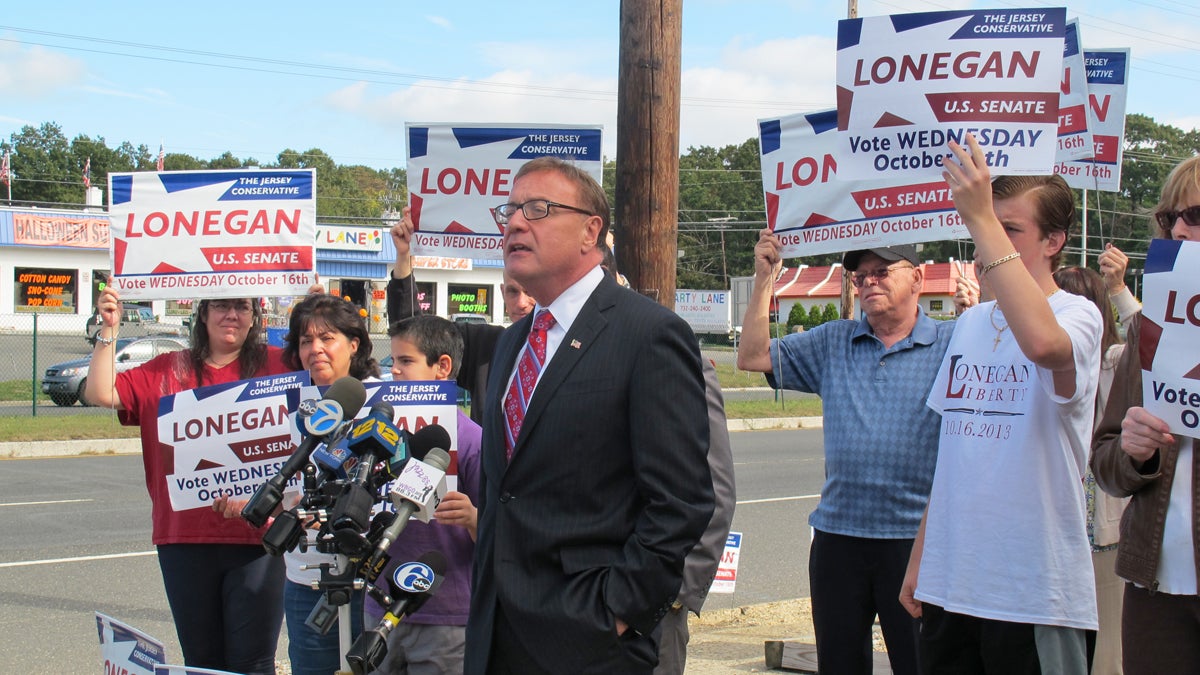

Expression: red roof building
xmin=770 ymin=260 xmax=978 ymax=320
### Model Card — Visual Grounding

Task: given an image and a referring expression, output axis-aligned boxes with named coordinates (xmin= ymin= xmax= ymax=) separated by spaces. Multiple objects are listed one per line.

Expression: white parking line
xmin=737 ymin=494 xmax=820 ymax=505
xmin=0 ymin=498 xmax=93 ymax=508
xmin=0 ymin=550 xmax=157 ymax=569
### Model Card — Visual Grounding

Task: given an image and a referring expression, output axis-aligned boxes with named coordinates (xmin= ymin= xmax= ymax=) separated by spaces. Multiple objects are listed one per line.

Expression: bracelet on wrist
xmin=980 ymin=252 xmax=1021 ymax=275
xmin=94 ymin=333 xmax=118 ymax=346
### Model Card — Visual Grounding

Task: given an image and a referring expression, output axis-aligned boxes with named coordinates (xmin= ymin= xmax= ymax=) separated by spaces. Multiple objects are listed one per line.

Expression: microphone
xmin=360 ymin=425 xmax=452 ymax=580
xmin=328 ymin=403 xmax=403 ymax=541
xmin=310 ymin=434 xmax=362 ymax=482
xmin=346 ymin=402 xmax=402 ymax=474
xmin=346 ymin=551 xmax=447 ymax=675
xmin=241 ymin=376 xmax=367 ymax=528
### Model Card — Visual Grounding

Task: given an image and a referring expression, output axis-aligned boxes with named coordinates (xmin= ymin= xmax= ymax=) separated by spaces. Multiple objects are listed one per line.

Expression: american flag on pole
xmin=156 ymin=142 xmax=165 ymax=171
xmin=82 ymin=157 xmax=92 ymax=189
xmin=0 ymin=150 xmax=10 ymax=187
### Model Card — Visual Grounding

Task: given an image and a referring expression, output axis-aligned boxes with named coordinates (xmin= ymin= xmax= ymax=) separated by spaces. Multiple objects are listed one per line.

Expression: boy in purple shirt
xmin=367 ymin=315 xmax=482 ymax=674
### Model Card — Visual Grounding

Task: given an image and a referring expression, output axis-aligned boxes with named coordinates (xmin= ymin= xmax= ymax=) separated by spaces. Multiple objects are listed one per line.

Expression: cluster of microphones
xmin=240 ymin=376 xmax=450 ymax=674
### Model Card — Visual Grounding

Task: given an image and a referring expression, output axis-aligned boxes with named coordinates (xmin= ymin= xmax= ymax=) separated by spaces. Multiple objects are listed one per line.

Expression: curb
xmin=726 ymin=416 xmax=823 ymax=432
xmin=1 ymin=437 xmax=143 ymax=459
xmin=0 ymin=417 xmax=823 ymax=460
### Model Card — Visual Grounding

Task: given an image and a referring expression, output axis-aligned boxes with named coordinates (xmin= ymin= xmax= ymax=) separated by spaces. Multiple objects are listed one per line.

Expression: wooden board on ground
xmin=764 ymin=641 xmax=894 ymax=673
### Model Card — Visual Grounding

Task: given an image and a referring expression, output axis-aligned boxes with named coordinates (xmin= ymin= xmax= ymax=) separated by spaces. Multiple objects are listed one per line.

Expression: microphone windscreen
xmin=325 ymin=376 xmax=367 ymax=416
xmin=417 ymin=550 xmax=447 ymax=577
xmin=409 ymin=424 xmax=452 ymax=461
xmin=367 ymin=401 xmax=395 ymax=419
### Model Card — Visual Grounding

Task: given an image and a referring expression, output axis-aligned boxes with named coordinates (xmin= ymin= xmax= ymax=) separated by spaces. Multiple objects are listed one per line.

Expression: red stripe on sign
xmin=926 ymin=92 xmax=1059 ymax=124
xmin=201 ymin=247 xmax=312 ymax=271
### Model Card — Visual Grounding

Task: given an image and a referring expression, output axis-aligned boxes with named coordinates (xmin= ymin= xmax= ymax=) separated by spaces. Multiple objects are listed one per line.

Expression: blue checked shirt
xmin=767 ymin=312 xmax=954 ymax=538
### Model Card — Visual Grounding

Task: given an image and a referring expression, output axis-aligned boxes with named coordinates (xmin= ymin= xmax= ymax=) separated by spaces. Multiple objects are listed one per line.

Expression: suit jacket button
xmin=499 ymin=492 xmax=513 ymax=503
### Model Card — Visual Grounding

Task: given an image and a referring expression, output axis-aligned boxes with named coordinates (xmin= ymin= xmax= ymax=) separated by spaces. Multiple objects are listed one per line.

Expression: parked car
xmin=85 ymin=306 xmax=185 ymax=346
xmin=43 ymin=335 xmax=189 ymax=406
xmin=449 ymin=313 xmax=489 ymax=325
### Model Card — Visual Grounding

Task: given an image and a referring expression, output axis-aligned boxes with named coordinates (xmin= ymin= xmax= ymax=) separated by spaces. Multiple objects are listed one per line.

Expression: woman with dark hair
xmin=85 ymin=290 xmax=288 ymax=675
xmin=282 ymin=293 xmax=380 ymax=381
xmin=279 ymin=292 xmax=378 ymax=675
xmin=1092 ymin=155 xmax=1200 ymax=674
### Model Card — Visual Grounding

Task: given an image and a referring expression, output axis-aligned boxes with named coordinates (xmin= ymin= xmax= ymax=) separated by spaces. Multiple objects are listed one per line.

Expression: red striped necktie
xmin=503 ymin=309 xmax=555 ymax=461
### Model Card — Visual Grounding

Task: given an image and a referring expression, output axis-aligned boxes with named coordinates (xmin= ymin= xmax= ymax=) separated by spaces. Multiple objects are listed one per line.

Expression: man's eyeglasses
xmin=1154 ymin=205 xmax=1200 ymax=231
xmin=849 ymin=263 xmax=914 ymax=288
xmin=492 ymin=199 xmax=593 ymax=225
xmin=209 ymin=300 xmax=254 ymax=315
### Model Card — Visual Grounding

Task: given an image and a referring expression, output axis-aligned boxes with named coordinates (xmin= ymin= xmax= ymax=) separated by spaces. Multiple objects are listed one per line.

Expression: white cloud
xmin=1075 ymin=11 xmax=1196 ymax=58
xmin=680 ymin=36 xmax=838 ymax=150
xmin=319 ymin=33 xmax=839 ymax=156
xmin=475 ymin=40 xmax=615 ymax=76
xmin=80 ymin=85 xmax=160 ymax=102
xmin=1165 ymin=114 xmax=1200 ymax=133
xmin=0 ymin=114 xmax=33 ymax=127
xmin=426 ymin=15 xmax=452 ymax=30
xmin=321 ymin=70 xmax=619 ymax=155
xmin=0 ymin=42 xmax=85 ymax=97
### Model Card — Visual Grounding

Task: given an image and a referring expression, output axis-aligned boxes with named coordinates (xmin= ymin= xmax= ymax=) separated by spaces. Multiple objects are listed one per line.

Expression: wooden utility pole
xmin=615 ymin=0 xmax=683 ymax=308
xmin=840 ymin=0 xmax=859 ymax=320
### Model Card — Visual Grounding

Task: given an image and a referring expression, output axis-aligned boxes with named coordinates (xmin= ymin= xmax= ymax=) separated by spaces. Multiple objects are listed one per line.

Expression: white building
xmin=0 ymin=206 xmax=505 ymax=334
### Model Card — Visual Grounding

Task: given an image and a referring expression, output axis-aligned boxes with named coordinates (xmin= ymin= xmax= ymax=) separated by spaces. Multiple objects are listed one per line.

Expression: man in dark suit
xmin=464 ymin=157 xmax=714 ymax=675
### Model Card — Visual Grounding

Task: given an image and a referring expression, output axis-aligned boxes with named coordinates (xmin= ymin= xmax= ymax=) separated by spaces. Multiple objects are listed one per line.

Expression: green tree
xmin=676 ymin=138 xmax=765 ymax=289
xmin=806 ymin=304 xmax=823 ymax=329
xmin=7 ymin=122 xmax=76 ymax=207
xmin=787 ymin=302 xmax=807 ymax=330
xmin=820 ymin=302 xmax=839 ymax=324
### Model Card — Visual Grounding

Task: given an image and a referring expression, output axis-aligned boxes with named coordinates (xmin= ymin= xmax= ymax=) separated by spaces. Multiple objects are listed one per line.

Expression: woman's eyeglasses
xmin=1155 ymin=205 xmax=1200 ymax=231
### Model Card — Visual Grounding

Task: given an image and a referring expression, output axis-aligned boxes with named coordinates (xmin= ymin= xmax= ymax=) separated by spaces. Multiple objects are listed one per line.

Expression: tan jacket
xmin=1091 ymin=314 xmax=1200 ymax=589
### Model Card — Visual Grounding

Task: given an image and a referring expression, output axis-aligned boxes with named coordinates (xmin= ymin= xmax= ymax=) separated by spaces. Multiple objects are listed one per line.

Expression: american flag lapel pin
xmin=570 ymin=339 xmax=581 ymax=349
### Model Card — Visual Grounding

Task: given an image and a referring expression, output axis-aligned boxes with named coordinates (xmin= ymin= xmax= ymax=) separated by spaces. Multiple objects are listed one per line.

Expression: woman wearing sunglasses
xmin=1092 ymin=155 xmax=1200 ymax=674
xmin=86 ymin=291 xmax=289 ymax=675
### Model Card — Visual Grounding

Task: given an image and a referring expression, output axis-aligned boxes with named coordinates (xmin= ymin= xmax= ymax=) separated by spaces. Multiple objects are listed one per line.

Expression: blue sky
xmin=2 ymin=0 xmax=1196 ymax=171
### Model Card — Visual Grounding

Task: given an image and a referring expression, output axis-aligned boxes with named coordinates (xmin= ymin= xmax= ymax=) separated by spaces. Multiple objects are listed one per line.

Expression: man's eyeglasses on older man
xmin=492 ymin=199 xmax=593 ymax=225
xmin=849 ymin=262 xmax=914 ymax=288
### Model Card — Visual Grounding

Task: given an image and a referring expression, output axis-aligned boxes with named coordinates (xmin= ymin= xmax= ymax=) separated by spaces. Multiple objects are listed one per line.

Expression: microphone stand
xmin=336 ymin=553 xmax=354 ymax=675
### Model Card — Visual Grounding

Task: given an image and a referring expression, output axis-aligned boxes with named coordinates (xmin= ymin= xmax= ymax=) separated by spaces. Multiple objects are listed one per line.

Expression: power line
xmin=0 ymin=27 xmax=827 ymax=111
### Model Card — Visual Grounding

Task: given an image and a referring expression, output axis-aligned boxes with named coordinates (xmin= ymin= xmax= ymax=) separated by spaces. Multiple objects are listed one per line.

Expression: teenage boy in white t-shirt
xmin=900 ymin=134 xmax=1102 ymax=674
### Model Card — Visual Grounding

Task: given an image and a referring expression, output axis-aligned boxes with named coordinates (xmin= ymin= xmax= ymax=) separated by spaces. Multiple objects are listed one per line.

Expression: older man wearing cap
xmin=738 ymin=229 xmax=954 ymax=675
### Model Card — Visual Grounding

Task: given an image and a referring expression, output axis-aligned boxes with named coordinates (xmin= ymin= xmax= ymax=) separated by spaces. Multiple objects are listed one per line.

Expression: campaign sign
xmin=96 ymin=612 xmax=166 ymax=675
xmin=159 ymin=371 xmax=309 ymax=511
xmin=676 ymin=289 xmax=731 ymax=334
xmin=1139 ymin=239 xmax=1200 ymax=439
xmin=711 ymin=531 xmax=743 ymax=594
xmin=1056 ymin=49 xmax=1130 ymax=192
xmin=1055 ymin=20 xmax=1093 ymax=160
xmin=760 ymin=110 xmax=967 ymax=258
xmin=153 ymin=662 xmax=240 ymax=667
xmin=406 ymin=124 xmax=603 ymax=259
xmin=108 ymin=169 xmax=317 ymax=300
xmin=286 ymin=380 xmax=460 ymax=505
xmin=835 ymin=8 xmax=1066 ymax=180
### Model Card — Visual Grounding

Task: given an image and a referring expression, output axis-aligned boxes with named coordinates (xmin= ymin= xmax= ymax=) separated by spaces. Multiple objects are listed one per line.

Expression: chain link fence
xmin=0 ymin=311 xmax=396 ymax=429
xmin=0 ymin=312 xmax=189 ymax=424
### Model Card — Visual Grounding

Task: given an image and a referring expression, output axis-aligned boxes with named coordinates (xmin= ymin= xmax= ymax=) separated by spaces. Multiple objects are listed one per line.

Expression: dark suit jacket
xmin=464 ymin=275 xmax=715 ymax=674
xmin=677 ymin=360 xmax=736 ymax=614
xmin=387 ymin=272 xmax=502 ymax=425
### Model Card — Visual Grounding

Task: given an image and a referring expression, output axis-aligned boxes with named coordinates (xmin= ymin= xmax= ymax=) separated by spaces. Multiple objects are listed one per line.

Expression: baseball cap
xmin=842 ymin=245 xmax=919 ymax=271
